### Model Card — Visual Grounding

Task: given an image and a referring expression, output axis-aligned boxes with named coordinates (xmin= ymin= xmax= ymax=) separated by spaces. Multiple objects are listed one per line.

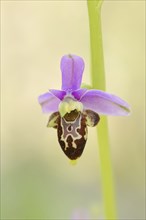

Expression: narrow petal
xmin=49 ymin=89 xmax=66 ymax=100
xmin=47 ymin=112 xmax=60 ymax=128
xmin=72 ymin=88 xmax=87 ymax=100
xmin=60 ymin=54 xmax=84 ymax=91
xmin=38 ymin=92 xmax=61 ymax=113
xmin=81 ymin=90 xmax=130 ymax=116
xmin=84 ymin=110 xmax=100 ymax=127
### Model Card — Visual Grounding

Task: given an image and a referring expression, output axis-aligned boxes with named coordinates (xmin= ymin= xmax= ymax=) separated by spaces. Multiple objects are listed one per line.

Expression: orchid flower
xmin=38 ymin=54 xmax=130 ymax=160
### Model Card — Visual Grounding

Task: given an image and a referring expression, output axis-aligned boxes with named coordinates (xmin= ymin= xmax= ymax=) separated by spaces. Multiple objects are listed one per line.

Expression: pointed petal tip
xmin=113 ymin=97 xmax=131 ymax=116
xmin=61 ymin=54 xmax=84 ymax=62
xmin=116 ymin=106 xmax=131 ymax=116
xmin=120 ymin=104 xmax=131 ymax=116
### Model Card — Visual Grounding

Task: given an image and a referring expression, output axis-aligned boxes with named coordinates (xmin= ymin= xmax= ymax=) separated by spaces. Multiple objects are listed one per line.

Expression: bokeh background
xmin=1 ymin=0 xmax=145 ymax=219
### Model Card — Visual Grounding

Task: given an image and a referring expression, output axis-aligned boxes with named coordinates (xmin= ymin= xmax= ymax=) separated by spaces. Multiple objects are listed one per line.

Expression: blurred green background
xmin=1 ymin=0 xmax=145 ymax=219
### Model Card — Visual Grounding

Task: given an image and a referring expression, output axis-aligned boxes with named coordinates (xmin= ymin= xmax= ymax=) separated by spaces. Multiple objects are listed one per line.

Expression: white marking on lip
xmin=59 ymin=113 xmax=84 ymax=150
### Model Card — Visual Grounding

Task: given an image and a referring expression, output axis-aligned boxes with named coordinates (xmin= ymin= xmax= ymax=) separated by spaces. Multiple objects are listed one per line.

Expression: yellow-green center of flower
xmin=59 ymin=97 xmax=83 ymax=117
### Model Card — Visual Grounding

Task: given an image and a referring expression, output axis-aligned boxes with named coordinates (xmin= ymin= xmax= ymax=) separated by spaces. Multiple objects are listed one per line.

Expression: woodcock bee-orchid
xmin=38 ymin=54 xmax=130 ymax=160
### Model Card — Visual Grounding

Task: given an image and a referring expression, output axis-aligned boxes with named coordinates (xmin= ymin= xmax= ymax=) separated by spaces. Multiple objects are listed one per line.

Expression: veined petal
xmin=81 ymin=90 xmax=130 ymax=116
xmin=49 ymin=89 xmax=66 ymax=100
xmin=60 ymin=54 xmax=84 ymax=91
xmin=38 ymin=92 xmax=61 ymax=113
xmin=72 ymin=88 xmax=87 ymax=100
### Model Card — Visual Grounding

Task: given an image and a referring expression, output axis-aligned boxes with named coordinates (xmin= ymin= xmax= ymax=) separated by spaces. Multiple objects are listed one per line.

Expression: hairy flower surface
xmin=38 ymin=55 xmax=130 ymax=160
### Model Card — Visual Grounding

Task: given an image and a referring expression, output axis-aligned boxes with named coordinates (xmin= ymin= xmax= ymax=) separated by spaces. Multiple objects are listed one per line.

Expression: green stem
xmin=87 ymin=1 xmax=117 ymax=219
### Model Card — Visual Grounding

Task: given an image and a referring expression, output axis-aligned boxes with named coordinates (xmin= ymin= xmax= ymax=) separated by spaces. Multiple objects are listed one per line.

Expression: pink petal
xmin=38 ymin=91 xmax=61 ymax=113
xmin=80 ymin=90 xmax=130 ymax=116
xmin=49 ymin=89 xmax=66 ymax=100
xmin=60 ymin=55 xmax=84 ymax=91
xmin=72 ymin=88 xmax=87 ymax=100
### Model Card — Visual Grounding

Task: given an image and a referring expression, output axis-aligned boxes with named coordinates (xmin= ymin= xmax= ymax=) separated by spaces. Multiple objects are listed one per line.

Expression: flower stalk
xmin=87 ymin=0 xmax=117 ymax=219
